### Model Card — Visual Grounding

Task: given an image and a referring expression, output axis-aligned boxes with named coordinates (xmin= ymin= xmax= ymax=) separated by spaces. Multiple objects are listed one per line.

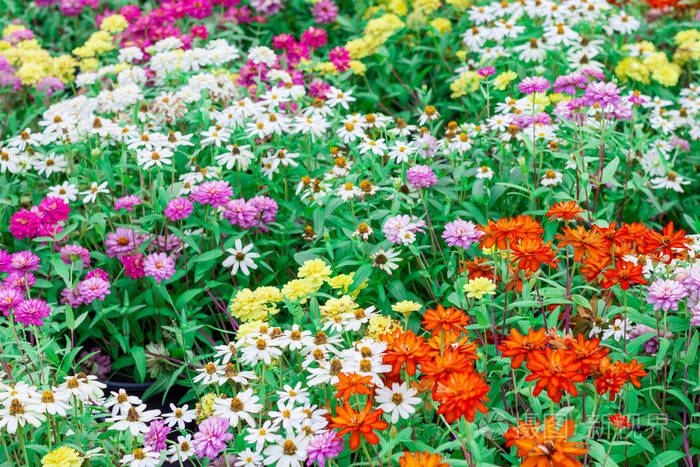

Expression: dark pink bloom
xmin=38 ymin=197 xmax=70 ymax=224
xmin=190 ymin=25 xmax=208 ymax=39
xmin=189 ymin=181 xmax=233 ymax=208
xmin=0 ymin=287 xmax=24 ymax=315
xmin=121 ymin=253 xmax=146 ymax=279
xmin=552 ymin=72 xmax=588 ymax=95
xmin=306 ymin=431 xmax=343 ymax=466
xmin=164 ymin=197 xmax=194 ymax=221
xmin=3 ymin=272 xmax=36 ymax=290
xmin=78 ymin=277 xmax=111 ymax=303
xmin=10 ymin=251 xmax=40 ymax=272
xmin=59 ymin=244 xmax=91 ymax=268
xmin=477 ymin=66 xmax=495 ymax=77
xmin=86 ymin=268 xmax=109 ymax=281
xmin=14 ymin=299 xmax=51 ymax=327
xmin=518 ymin=76 xmax=550 ymax=95
xmin=145 ymin=419 xmax=171 ymax=451
xmin=9 ymin=209 xmax=41 ymax=239
xmin=301 ymin=27 xmax=328 ymax=49
xmin=114 ymin=195 xmax=143 ymax=211
xmin=222 ymin=198 xmax=258 ymax=228
xmin=143 ymin=253 xmax=175 ymax=283
xmin=328 ymin=46 xmax=350 ymax=72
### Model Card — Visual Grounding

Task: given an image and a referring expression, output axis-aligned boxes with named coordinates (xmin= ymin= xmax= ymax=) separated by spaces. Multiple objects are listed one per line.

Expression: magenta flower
xmin=59 ymin=244 xmax=91 ymax=268
xmin=9 ymin=209 xmax=41 ymax=239
xmin=164 ymin=197 xmax=194 ymax=221
xmin=114 ymin=195 xmax=143 ymax=211
xmin=222 ymin=198 xmax=259 ymax=229
xmin=442 ymin=219 xmax=483 ymax=249
xmin=38 ymin=197 xmax=70 ymax=224
xmin=328 ymin=47 xmax=350 ymax=72
xmin=306 ymin=431 xmax=343 ymax=466
xmin=406 ymin=165 xmax=438 ymax=189
xmin=144 ymin=253 xmax=175 ymax=283
xmin=552 ymin=72 xmax=588 ymax=95
xmin=4 ymin=272 xmax=36 ymax=290
xmin=144 ymin=419 xmax=171 ymax=452
xmin=0 ymin=287 xmax=24 ymax=315
xmin=193 ymin=417 xmax=233 ymax=460
xmin=36 ymin=77 xmax=65 ymax=97
xmin=518 ymin=76 xmax=550 ymax=95
xmin=10 ymin=251 xmax=41 ymax=272
xmin=14 ymin=299 xmax=51 ymax=327
xmin=248 ymin=196 xmax=278 ymax=231
xmin=312 ymin=0 xmax=338 ymax=24
xmin=646 ymin=279 xmax=687 ymax=312
xmin=60 ymin=287 xmax=84 ymax=307
xmin=301 ymin=27 xmax=328 ymax=49
xmin=86 ymin=268 xmax=109 ymax=281
xmin=121 ymin=253 xmax=146 ymax=279
xmin=78 ymin=277 xmax=111 ymax=304
xmin=0 ymin=250 xmax=11 ymax=273
xmin=477 ymin=66 xmax=496 ymax=78
xmin=189 ymin=181 xmax=233 ymax=208
xmin=152 ymin=234 xmax=184 ymax=259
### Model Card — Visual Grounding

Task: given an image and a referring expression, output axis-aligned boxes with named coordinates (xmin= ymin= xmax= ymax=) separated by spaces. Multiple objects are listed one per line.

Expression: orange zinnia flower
xmin=512 ymin=416 xmax=588 ymax=467
xmin=593 ymin=222 xmax=629 ymax=251
xmin=642 ymin=221 xmax=690 ymax=258
xmin=433 ymin=370 xmax=490 ymax=423
xmin=621 ymin=222 xmax=649 ymax=252
xmin=498 ymin=328 xmax=548 ymax=369
xmin=504 ymin=418 xmax=542 ymax=452
xmin=525 ymin=347 xmax=584 ymax=403
xmin=619 ymin=358 xmax=647 ymax=387
xmin=609 ymin=413 xmax=632 ymax=430
xmin=479 ymin=215 xmax=543 ymax=250
xmin=545 ymin=201 xmax=585 ymax=222
xmin=399 ymin=451 xmax=449 ymax=467
xmin=555 ymin=225 xmax=605 ymax=262
xmin=380 ymin=329 xmax=430 ymax=376
xmin=511 ymin=238 xmax=560 ymax=272
xmin=334 ymin=372 xmax=373 ymax=402
xmin=579 ymin=255 xmax=610 ymax=283
xmin=565 ymin=334 xmax=609 ymax=376
xmin=419 ymin=349 xmax=475 ymax=394
xmin=594 ymin=357 xmax=626 ymax=401
xmin=459 ymin=256 xmax=494 ymax=280
xmin=328 ymin=401 xmax=388 ymax=450
xmin=422 ymin=305 xmax=469 ymax=336
xmin=600 ymin=261 xmax=647 ymax=290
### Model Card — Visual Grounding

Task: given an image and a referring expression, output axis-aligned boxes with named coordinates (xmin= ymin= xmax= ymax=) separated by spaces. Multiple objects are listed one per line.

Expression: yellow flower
xmin=196 ymin=393 xmax=217 ymax=421
xmin=652 ymin=63 xmax=681 ymax=87
xmin=455 ymin=50 xmax=467 ymax=60
xmin=642 ymin=52 xmax=669 ymax=69
xmin=366 ymin=315 xmax=402 ymax=339
xmin=413 ymin=0 xmax=441 ymax=13
xmin=615 ymin=57 xmax=650 ymax=84
xmin=15 ymin=62 xmax=44 ymax=85
xmin=674 ymin=29 xmax=700 ymax=45
xmin=52 ymin=55 xmax=78 ymax=82
xmin=446 ymin=0 xmax=471 ymax=8
xmin=327 ymin=274 xmax=355 ymax=293
xmin=229 ymin=287 xmax=280 ymax=322
xmin=72 ymin=45 xmax=95 ymax=58
xmin=42 ymin=447 xmax=82 ymax=467
xmin=450 ymin=70 xmax=481 ymax=97
xmin=320 ymin=295 xmax=358 ymax=319
xmin=281 ymin=279 xmax=317 ymax=303
xmin=549 ymin=93 xmax=570 ymax=103
xmin=406 ymin=10 xmax=428 ymax=29
xmin=298 ymin=259 xmax=332 ymax=288
xmin=430 ymin=18 xmax=452 ymax=34
xmin=388 ymin=0 xmax=408 ymax=15
xmin=100 ymin=14 xmax=128 ymax=33
xmin=349 ymin=60 xmax=367 ymax=76
xmin=391 ymin=300 xmax=422 ymax=318
xmin=237 ymin=320 xmax=269 ymax=339
xmin=79 ymin=58 xmax=100 ymax=71
xmin=463 ymin=277 xmax=497 ymax=299
xmin=493 ymin=70 xmax=517 ymax=90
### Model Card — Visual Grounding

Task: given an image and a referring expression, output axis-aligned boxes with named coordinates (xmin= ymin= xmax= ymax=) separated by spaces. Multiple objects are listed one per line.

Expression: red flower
xmin=329 ymin=401 xmax=388 ymax=450
xmin=643 ymin=221 xmax=690 ymax=258
xmin=498 ymin=328 xmax=549 ymax=369
xmin=546 ymin=201 xmax=585 ymax=222
xmin=601 ymin=261 xmax=648 ymax=289
xmin=565 ymin=334 xmax=609 ymax=376
xmin=609 ymin=413 xmax=632 ymax=430
xmin=381 ymin=329 xmax=430 ymax=376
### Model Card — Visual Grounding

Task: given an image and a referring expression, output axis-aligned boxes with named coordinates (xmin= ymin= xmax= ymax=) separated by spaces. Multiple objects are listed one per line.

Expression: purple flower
xmin=10 ymin=251 xmax=41 ymax=272
xmin=152 ymin=234 xmax=184 ymax=259
xmin=406 ymin=165 xmax=438 ymax=189
xmin=4 ymin=272 xmax=36 ymax=290
xmin=105 ymin=228 xmax=147 ymax=258
xmin=222 ymin=198 xmax=258 ymax=229
xmin=646 ymin=279 xmax=687 ymax=312
xmin=0 ymin=287 xmax=24 ymax=315
xmin=14 ymin=299 xmax=51 ymax=327
xmin=312 ymin=0 xmax=338 ymax=24
xmin=583 ymin=81 xmax=620 ymax=107
xmin=36 ymin=77 xmax=64 ymax=97
xmin=518 ymin=76 xmax=550 ymax=95
xmin=189 ymin=181 xmax=233 ymax=208
xmin=86 ymin=268 xmax=109 ymax=281
xmin=143 ymin=253 xmax=175 ymax=283
xmin=416 ymin=133 xmax=438 ymax=159
xmin=78 ymin=277 xmax=111 ymax=304
xmin=442 ymin=219 xmax=483 ymax=249
xmin=114 ymin=195 xmax=143 ymax=211
xmin=629 ymin=324 xmax=673 ymax=354
xmin=144 ymin=419 xmax=171 ymax=452
xmin=552 ymin=72 xmax=588 ymax=95
xmin=193 ymin=417 xmax=233 ymax=460
xmin=59 ymin=244 xmax=91 ymax=268
xmin=60 ymin=287 xmax=85 ymax=307
xmin=78 ymin=346 xmax=112 ymax=380
xmin=249 ymin=0 xmax=284 ymax=15
xmin=681 ymin=264 xmax=700 ymax=294
xmin=306 ymin=431 xmax=344 ymax=466
xmin=164 ymin=197 xmax=194 ymax=221
xmin=248 ymin=196 xmax=278 ymax=232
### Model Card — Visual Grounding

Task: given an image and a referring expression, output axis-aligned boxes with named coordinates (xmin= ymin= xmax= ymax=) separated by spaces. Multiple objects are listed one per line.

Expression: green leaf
xmin=350 ymin=264 xmax=372 ymax=292
xmin=683 ymin=332 xmax=698 ymax=365
xmin=649 ymin=451 xmax=685 ymax=466
xmin=193 ymin=249 xmax=223 ymax=263
xmin=131 ymin=346 xmax=147 ymax=383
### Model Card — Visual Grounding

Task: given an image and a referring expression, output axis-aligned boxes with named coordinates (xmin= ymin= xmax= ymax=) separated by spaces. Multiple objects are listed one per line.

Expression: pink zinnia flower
xmin=144 ymin=253 xmax=175 ymax=283
xmin=583 ymin=81 xmax=620 ymax=107
xmin=10 ymin=251 xmax=41 ymax=272
xmin=60 ymin=287 xmax=84 ymax=307
xmin=312 ymin=0 xmax=338 ymax=24
xmin=328 ymin=47 xmax=350 ymax=72
xmin=59 ymin=244 xmax=91 ymax=268
xmin=442 ymin=219 xmax=483 ymax=249
xmin=0 ymin=249 xmax=11 ymax=273
xmin=114 ymin=195 xmax=143 ymax=211
xmin=121 ymin=253 xmax=146 ymax=279
xmin=144 ymin=419 xmax=171 ymax=452
xmin=9 ymin=209 xmax=41 ymax=239
xmin=0 ymin=287 xmax=24 ymax=315
xmin=3 ymin=272 xmax=36 ymax=290
xmin=383 ymin=215 xmax=426 ymax=246
xmin=189 ymin=181 xmax=233 ymax=208
xmin=164 ymin=197 xmax=194 ymax=221
xmin=301 ymin=27 xmax=328 ymax=49
xmin=14 ymin=299 xmax=51 ymax=327
xmin=222 ymin=198 xmax=258 ymax=229
xmin=406 ymin=165 xmax=438 ymax=189
xmin=518 ymin=76 xmax=550 ymax=95
xmin=193 ymin=417 xmax=233 ymax=460
xmin=78 ymin=277 xmax=111 ymax=304
xmin=306 ymin=431 xmax=343 ymax=466
xmin=552 ymin=72 xmax=588 ymax=95
xmin=105 ymin=228 xmax=147 ymax=258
